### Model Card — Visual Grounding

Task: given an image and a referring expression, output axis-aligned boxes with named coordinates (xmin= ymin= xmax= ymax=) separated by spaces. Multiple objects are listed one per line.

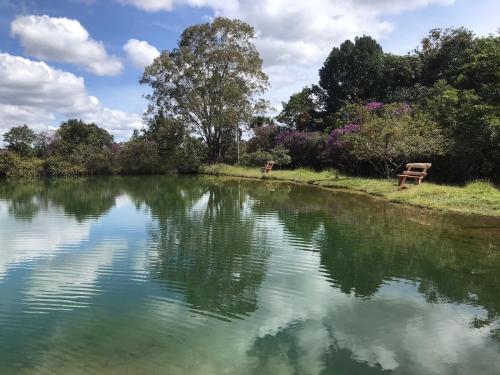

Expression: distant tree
xmin=381 ymin=54 xmax=422 ymax=99
xmin=319 ymin=36 xmax=385 ymax=112
xmin=455 ymin=35 xmax=500 ymax=105
xmin=3 ymin=125 xmax=36 ymax=157
xmin=54 ymin=119 xmax=114 ymax=156
xmin=277 ymin=86 xmax=326 ymax=131
xmin=425 ymin=81 xmax=500 ymax=181
xmin=52 ymin=119 xmax=114 ymax=175
xmin=33 ymin=131 xmax=55 ymax=158
xmin=249 ymin=115 xmax=275 ymax=129
xmin=418 ymin=27 xmax=475 ymax=86
xmin=119 ymin=139 xmax=163 ymax=175
xmin=140 ymin=17 xmax=269 ymax=162
xmin=143 ymin=112 xmax=185 ymax=161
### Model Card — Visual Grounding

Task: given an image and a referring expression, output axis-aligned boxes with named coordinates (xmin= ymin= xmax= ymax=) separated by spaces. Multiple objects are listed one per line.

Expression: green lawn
xmin=201 ymin=164 xmax=500 ymax=217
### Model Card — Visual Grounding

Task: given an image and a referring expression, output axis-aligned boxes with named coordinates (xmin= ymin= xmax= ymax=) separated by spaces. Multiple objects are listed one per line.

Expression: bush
xmin=43 ymin=157 xmax=87 ymax=177
xmin=174 ymin=137 xmax=206 ymax=173
xmin=240 ymin=147 xmax=291 ymax=167
xmin=0 ymin=151 xmax=44 ymax=178
xmin=276 ymin=131 xmax=328 ymax=169
xmin=119 ymin=140 xmax=163 ymax=174
xmin=333 ymin=102 xmax=446 ymax=177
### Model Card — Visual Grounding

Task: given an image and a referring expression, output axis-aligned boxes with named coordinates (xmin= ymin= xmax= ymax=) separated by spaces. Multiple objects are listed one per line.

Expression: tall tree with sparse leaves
xmin=140 ymin=17 xmax=269 ymax=162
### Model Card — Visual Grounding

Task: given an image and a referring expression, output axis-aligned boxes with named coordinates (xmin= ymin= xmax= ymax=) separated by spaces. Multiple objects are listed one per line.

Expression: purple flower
xmin=328 ymin=123 xmax=360 ymax=148
xmin=276 ymin=131 xmax=314 ymax=146
xmin=364 ymin=101 xmax=384 ymax=111
xmin=395 ymin=102 xmax=412 ymax=116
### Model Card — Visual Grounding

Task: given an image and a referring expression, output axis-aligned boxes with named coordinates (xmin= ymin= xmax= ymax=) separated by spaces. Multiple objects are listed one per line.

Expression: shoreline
xmin=200 ymin=164 xmax=500 ymax=218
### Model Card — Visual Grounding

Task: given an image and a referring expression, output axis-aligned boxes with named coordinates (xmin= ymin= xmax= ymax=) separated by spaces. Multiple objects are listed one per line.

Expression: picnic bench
xmin=261 ymin=161 xmax=274 ymax=174
xmin=397 ymin=163 xmax=432 ymax=187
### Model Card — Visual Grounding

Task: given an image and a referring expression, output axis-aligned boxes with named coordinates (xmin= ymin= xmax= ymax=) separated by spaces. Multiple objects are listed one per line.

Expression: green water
xmin=0 ymin=176 xmax=499 ymax=375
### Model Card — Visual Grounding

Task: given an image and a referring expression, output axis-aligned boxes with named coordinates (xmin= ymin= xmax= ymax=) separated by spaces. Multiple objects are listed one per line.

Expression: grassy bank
xmin=201 ymin=164 xmax=500 ymax=217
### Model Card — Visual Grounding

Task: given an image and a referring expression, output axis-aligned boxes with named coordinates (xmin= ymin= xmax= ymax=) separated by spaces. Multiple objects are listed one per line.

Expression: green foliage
xmin=240 ymin=147 xmax=291 ymax=167
xmin=245 ymin=125 xmax=278 ymax=153
xmin=425 ymin=81 xmax=499 ymax=181
xmin=0 ymin=151 xmax=43 ymax=178
xmin=277 ymin=86 xmax=326 ymax=131
xmin=174 ymin=136 xmax=206 ymax=173
xmin=43 ymin=157 xmax=87 ymax=177
xmin=456 ymin=35 xmax=500 ymax=105
xmin=54 ymin=119 xmax=114 ymax=156
xmin=277 ymin=131 xmax=329 ymax=169
xmin=33 ymin=132 xmax=54 ymax=158
xmin=140 ymin=17 xmax=269 ymax=161
xmin=339 ymin=103 xmax=445 ymax=177
xmin=418 ymin=27 xmax=475 ymax=86
xmin=319 ymin=36 xmax=385 ymax=111
xmin=52 ymin=119 xmax=115 ymax=175
xmin=119 ymin=140 xmax=163 ymax=175
xmin=202 ymin=164 xmax=500 ymax=217
xmin=3 ymin=125 xmax=36 ymax=157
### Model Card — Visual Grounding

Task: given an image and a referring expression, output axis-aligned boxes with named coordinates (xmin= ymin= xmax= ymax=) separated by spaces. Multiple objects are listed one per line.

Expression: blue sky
xmin=0 ymin=0 xmax=498 ymax=140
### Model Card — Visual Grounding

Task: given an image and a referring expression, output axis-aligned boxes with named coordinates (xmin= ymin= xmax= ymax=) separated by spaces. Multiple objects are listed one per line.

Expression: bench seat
xmin=398 ymin=163 xmax=431 ymax=187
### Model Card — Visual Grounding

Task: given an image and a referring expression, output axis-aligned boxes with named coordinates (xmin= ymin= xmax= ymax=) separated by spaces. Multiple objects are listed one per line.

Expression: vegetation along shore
xmin=1 ymin=19 xmax=499 ymax=217
xmin=202 ymin=164 xmax=500 ymax=217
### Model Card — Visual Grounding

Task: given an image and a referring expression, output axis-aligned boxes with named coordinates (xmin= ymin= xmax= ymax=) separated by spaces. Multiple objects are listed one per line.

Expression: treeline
xmin=0 ymin=117 xmax=205 ymax=178
xmin=1 ymin=20 xmax=499 ymax=183
xmin=244 ymin=27 xmax=500 ymax=183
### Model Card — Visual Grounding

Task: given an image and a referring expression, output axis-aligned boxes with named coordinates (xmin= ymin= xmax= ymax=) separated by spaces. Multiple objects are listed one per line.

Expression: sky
xmin=0 ymin=0 xmax=498 ymax=141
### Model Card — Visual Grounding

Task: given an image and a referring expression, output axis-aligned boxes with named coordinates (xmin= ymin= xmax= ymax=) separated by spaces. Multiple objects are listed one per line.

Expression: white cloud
xmin=0 ymin=52 xmax=142 ymax=140
xmin=123 ymin=39 xmax=160 ymax=69
xmin=10 ymin=14 xmax=123 ymax=76
xmin=117 ymin=0 xmax=455 ymax=106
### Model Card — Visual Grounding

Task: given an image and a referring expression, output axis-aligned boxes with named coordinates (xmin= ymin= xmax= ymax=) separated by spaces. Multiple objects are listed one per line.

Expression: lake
xmin=1 ymin=176 xmax=499 ymax=375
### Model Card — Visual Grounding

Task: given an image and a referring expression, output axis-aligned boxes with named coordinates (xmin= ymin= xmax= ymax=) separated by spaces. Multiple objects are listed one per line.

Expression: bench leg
xmin=398 ymin=176 xmax=407 ymax=187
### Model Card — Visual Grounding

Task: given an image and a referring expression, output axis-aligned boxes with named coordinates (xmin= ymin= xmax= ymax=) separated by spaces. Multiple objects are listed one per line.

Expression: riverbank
xmin=201 ymin=164 xmax=500 ymax=217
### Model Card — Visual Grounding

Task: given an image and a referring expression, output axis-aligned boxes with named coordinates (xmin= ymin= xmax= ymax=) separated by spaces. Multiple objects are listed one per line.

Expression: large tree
xmin=140 ymin=17 xmax=269 ymax=162
xmin=319 ymin=36 xmax=385 ymax=112
xmin=3 ymin=125 xmax=36 ymax=157
xmin=277 ymin=86 xmax=326 ymax=131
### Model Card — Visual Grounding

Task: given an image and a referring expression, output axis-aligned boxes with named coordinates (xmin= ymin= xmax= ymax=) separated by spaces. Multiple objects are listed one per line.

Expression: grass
xmin=201 ymin=164 xmax=500 ymax=217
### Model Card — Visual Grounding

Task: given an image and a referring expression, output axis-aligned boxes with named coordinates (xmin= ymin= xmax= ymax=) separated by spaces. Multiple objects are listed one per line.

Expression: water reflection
xmin=0 ymin=176 xmax=499 ymax=374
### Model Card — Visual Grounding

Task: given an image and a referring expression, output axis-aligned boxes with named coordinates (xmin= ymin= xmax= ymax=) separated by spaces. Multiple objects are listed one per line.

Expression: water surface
xmin=1 ymin=176 xmax=499 ymax=375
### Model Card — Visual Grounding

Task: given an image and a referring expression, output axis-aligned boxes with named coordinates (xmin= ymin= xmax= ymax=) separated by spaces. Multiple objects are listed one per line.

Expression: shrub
xmin=119 ymin=140 xmax=163 ymax=174
xmin=335 ymin=103 xmax=446 ymax=177
xmin=276 ymin=131 xmax=328 ymax=169
xmin=174 ymin=137 xmax=206 ymax=173
xmin=43 ymin=157 xmax=87 ymax=177
xmin=0 ymin=151 xmax=44 ymax=178
xmin=240 ymin=147 xmax=291 ymax=168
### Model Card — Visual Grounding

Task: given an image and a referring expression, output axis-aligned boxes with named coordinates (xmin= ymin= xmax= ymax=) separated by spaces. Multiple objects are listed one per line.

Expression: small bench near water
xmin=261 ymin=161 xmax=274 ymax=174
xmin=397 ymin=163 xmax=432 ymax=188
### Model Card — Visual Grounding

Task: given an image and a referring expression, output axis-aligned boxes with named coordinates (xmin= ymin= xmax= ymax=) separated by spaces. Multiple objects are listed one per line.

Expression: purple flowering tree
xmin=327 ymin=123 xmax=360 ymax=149
xmin=364 ymin=101 xmax=384 ymax=111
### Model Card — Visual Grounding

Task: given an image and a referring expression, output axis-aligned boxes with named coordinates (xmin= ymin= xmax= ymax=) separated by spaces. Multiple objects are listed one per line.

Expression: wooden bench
xmin=261 ymin=161 xmax=274 ymax=174
xmin=397 ymin=163 xmax=432 ymax=187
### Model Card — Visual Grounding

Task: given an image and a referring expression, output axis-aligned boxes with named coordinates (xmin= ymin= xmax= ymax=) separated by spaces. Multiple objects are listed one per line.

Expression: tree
xmin=143 ymin=112 xmax=186 ymax=162
xmin=337 ymin=103 xmax=446 ymax=177
xmin=53 ymin=119 xmax=114 ymax=175
xmin=418 ymin=27 xmax=475 ymax=86
xmin=54 ymin=119 xmax=114 ymax=156
xmin=140 ymin=17 xmax=269 ymax=162
xmin=456 ymin=35 xmax=500 ymax=105
xmin=319 ymin=36 xmax=385 ymax=112
xmin=3 ymin=125 xmax=36 ymax=157
xmin=425 ymin=81 xmax=499 ymax=181
xmin=277 ymin=86 xmax=326 ymax=131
